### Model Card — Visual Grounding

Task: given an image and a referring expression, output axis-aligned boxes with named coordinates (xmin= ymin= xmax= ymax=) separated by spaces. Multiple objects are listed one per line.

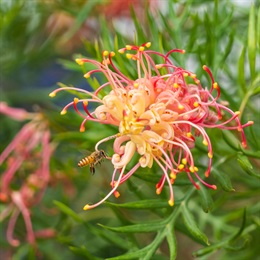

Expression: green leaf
xmin=230 ymin=209 xmax=247 ymax=241
xmin=105 ymin=199 xmax=173 ymax=209
xmin=61 ymin=1 xmax=103 ymax=42
xmin=181 ymin=204 xmax=209 ymax=245
xmin=53 ymin=200 xmax=83 ymax=223
xmin=107 ymin=249 xmax=147 ymax=260
xmin=69 ymin=246 xmax=101 ymax=259
xmin=257 ymin=7 xmax=260 ymax=48
xmin=108 ymin=230 xmax=168 ymax=260
xmin=222 ymin=131 xmax=241 ymax=150
xmin=237 ymin=154 xmax=260 ymax=179
xmin=248 ymin=4 xmax=256 ymax=79
xmin=197 ymin=184 xmax=214 ymax=213
xmin=99 ymin=220 xmax=166 ymax=233
xmin=238 ymin=47 xmax=246 ymax=93
xmin=211 ymin=167 xmax=235 ymax=192
xmin=166 ymin=228 xmax=177 ymax=260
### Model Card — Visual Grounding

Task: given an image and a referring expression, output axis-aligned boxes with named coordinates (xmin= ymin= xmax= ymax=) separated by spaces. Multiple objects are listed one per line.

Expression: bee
xmin=78 ymin=150 xmax=107 ymax=174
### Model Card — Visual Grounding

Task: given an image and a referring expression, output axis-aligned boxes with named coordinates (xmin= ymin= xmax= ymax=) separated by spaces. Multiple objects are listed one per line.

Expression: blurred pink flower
xmin=0 ymin=103 xmax=55 ymax=246
xmin=50 ymin=43 xmax=253 ymax=210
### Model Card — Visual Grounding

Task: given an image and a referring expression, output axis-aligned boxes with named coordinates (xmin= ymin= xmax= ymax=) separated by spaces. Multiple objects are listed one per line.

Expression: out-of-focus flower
xmin=50 ymin=43 xmax=253 ymax=210
xmin=0 ymin=103 xmax=55 ymax=246
xmin=45 ymin=0 xmax=157 ymax=53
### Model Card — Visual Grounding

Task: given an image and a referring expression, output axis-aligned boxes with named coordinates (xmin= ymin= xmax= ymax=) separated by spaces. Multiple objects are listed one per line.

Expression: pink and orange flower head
xmin=50 ymin=43 xmax=253 ymax=210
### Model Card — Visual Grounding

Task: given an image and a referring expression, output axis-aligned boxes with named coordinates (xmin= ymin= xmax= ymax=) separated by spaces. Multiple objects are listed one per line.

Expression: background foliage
xmin=1 ymin=0 xmax=259 ymax=259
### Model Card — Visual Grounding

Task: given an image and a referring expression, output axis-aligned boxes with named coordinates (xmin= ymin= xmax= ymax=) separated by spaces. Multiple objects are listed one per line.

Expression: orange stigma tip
xmin=195 ymin=80 xmax=200 ymax=84
xmin=181 ymin=158 xmax=187 ymax=165
xmin=60 ymin=110 xmax=67 ymax=115
xmin=133 ymin=82 xmax=139 ymax=88
xmin=181 ymin=50 xmax=185 ymax=53
xmin=118 ymin=49 xmax=125 ymax=54
xmin=213 ymin=82 xmax=219 ymax=89
xmin=178 ymin=105 xmax=184 ymax=110
xmin=84 ymin=73 xmax=90 ymax=78
xmin=114 ymin=191 xmax=120 ymax=198
xmin=74 ymin=98 xmax=79 ymax=103
xmin=170 ymin=172 xmax=177 ymax=179
xmin=145 ymin=42 xmax=151 ymax=48
xmin=191 ymin=73 xmax=196 ymax=78
xmin=203 ymin=140 xmax=208 ymax=146
xmin=202 ymin=65 xmax=207 ymax=70
xmin=248 ymin=121 xmax=254 ymax=125
xmin=178 ymin=164 xmax=184 ymax=170
xmin=208 ymin=152 xmax=213 ymax=159
xmin=189 ymin=166 xmax=195 ymax=173
xmin=183 ymin=73 xmax=188 ymax=77
xmin=83 ymin=204 xmax=90 ymax=210
xmin=49 ymin=92 xmax=56 ymax=97
xmin=194 ymin=167 xmax=198 ymax=172
xmin=156 ymin=188 xmax=161 ymax=195
xmin=235 ymin=111 xmax=240 ymax=115
xmin=80 ymin=126 xmax=85 ymax=132
xmin=110 ymin=51 xmax=115 ymax=57
xmin=212 ymin=185 xmax=217 ymax=190
xmin=242 ymin=141 xmax=247 ymax=148
xmin=173 ymin=83 xmax=179 ymax=88
xmin=205 ymin=171 xmax=210 ymax=178
xmin=126 ymin=45 xmax=132 ymax=50
xmin=156 ymin=64 xmax=162 ymax=69
xmin=168 ymin=200 xmax=174 ymax=206
xmin=103 ymin=50 xmax=109 ymax=56
xmin=75 ymin=59 xmax=84 ymax=65
xmin=193 ymin=102 xmax=199 ymax=107
xmin=139 ymin=46 xmax=145 ymax=52
xmin=83 ymin=100 xmax=88 ymax=106
xmin=126 ymin=53 xmax=133 ymax=59
xmin=187 ymin=132 xmax=192 ymax=138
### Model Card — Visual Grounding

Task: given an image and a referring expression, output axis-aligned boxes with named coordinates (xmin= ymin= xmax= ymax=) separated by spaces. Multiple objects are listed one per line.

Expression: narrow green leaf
xmin=166 ymin=229 xmax=177 ymax=260
xmin=181 ymin=205 xmax=209 ymax=245
xmin=105 ymin=199 xmax=171 ymax=209
xmin=53 ymin=200 xmax=83 ymax=223
xmin=237 ymin=154 xmax=260 ymax=179
xmin=99 ymin=231 xmax=134 ymax=251
xmin=99 ymin=220 xmax=165 ymax=233
xmin=248 ymin=4 xmax=256 ymax=79
xmin=197 ymin=184 xmax=214 ymax=213
xmin=224 ymin=238 xmax=250 ymax=251
xmin=222 ymin=131 xmax=241 ymax=150
xmin=130 ymin=6 xmax=146 ymax=44
xmin=69 ymin=246 xmax=101 ymax=259
xmin=230 ymin=209 xmax=247 ymax=241
xmin=193 ymin=240 xmax=226 ymax=257
xmin=211 ymin=168 xmax=234 ymax=192
xmin=238 ymin=47 xmax=246 ymax=93
xmin=257 ymin=7 xmax=260 ymax=48
xmin=107 ymin=250 xmax=147 ymax=260
xmin=61 ymin=1 xmax=102 ymax=41
xmin=217 ymin=31 xmax=234 ymax=68
xmin=58 ymin=59 xmax=82 ymax=72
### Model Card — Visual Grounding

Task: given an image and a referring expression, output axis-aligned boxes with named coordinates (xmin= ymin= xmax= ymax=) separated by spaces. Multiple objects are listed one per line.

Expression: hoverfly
xmin=78 ymin=150 xmax=107 ymax=174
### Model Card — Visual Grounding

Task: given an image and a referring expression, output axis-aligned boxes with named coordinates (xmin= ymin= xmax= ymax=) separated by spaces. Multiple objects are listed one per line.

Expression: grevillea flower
xmin=50 ymin=43 xmax=253 ymax=210
xmin=0 ymin=103 xmax=55 ymax=246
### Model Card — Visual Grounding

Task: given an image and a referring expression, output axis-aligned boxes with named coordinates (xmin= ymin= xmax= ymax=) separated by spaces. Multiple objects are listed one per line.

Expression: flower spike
xmin=50 ymin=43 xmax=252 ymax=210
